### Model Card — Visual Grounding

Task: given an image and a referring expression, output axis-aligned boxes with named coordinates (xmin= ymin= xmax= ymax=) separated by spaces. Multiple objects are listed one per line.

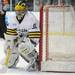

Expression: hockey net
xmin=39 ymin=4 xmax=75 ymax=72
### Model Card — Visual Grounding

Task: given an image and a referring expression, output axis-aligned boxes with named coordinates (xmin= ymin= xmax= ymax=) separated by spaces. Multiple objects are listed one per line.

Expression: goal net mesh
xmin=41 ymin=5 xmax=75 ymax=62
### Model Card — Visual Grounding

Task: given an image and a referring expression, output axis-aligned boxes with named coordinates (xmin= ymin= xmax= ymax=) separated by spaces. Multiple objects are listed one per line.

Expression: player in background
xmin=0 ymin=1 xmax=8 ymax=39
xmin=0 ymin=10 xmax=6 ymax=39
xmin=4 ymin=0 xmax=40 ymax=71
xmin=0 ymin=0 xmax=10 ymax=39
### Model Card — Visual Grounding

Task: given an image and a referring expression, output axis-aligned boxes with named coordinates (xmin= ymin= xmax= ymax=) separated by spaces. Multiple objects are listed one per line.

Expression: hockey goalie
xmin=3 ymin=0 xmax=40 ymax=71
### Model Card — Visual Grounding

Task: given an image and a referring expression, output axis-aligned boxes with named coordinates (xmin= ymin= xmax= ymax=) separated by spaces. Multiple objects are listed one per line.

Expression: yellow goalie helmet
xmin=15 ymin=1 xmax=28 ymax=11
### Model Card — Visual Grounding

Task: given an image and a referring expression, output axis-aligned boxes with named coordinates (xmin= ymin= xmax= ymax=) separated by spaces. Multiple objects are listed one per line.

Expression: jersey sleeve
xmin=28 ymin=13 xmax=40 ymax=46
xmin=5 ymin=12 xmax=18 ymax=40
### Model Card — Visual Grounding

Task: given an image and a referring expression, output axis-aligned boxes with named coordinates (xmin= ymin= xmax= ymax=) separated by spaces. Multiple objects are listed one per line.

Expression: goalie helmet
xmin=15 ymin=0 xmax=29 ymax=20
xmin=15 ymin=0 xmax=28 ymax=11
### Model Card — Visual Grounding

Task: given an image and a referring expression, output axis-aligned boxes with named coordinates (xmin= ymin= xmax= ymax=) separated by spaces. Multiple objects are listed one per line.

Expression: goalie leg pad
xmin=18 ymin=38 xmax=35 ymax=62
xmin=4 ymin=46 xmax=19 ymax=68
xmin=7 ymin=53 xmax=19 ymax=68
xmin=25 ymin=51 xmax=39 ymax=71
xmin=18 ymin=38 xmax=39 ymax=71
xmin=4 ymin=36 xmax=19 ymax=68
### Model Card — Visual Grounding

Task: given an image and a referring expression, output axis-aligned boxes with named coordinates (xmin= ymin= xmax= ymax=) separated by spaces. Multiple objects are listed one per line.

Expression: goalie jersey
xmin=5 ymin=11 xmax=40 ymax=45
